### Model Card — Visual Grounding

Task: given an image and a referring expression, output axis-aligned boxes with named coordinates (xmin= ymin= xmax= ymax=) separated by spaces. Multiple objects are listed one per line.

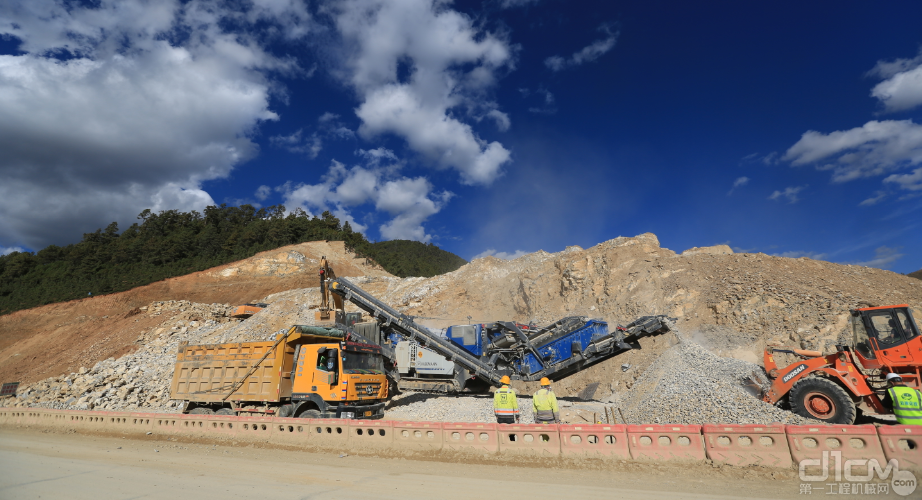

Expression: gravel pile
xmin=384 ymin=392 xmax=612 ymax=424
xmin=615 ymin=337 xmax=812 ymax=425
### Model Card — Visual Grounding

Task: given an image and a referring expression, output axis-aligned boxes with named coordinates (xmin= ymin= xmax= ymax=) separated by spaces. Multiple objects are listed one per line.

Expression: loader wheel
xmin=188 ymin=407 xmax=215 ymax=415
xmin=298 ymin=409 xmax=321 ymax=419
xmin=215 ymin=408 xmax=236 ymax=416
xmin=789 ymin=377 xmax=856 ymax=424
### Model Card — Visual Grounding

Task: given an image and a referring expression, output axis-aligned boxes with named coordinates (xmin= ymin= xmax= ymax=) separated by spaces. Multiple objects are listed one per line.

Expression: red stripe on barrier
xmin=703 ymin=424 xmax=792 ymax=468
xmin=627 ymin=424 xmax=706 ymax=462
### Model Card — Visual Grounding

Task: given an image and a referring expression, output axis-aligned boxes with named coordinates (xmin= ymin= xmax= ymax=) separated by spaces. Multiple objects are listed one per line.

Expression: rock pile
xmin=616 ymin=338 xmax=811 ymax=425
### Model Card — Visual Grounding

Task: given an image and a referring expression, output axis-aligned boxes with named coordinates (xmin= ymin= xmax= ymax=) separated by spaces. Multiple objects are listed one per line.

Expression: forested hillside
xmin=0 ymin=205 xmax=466 ymax=315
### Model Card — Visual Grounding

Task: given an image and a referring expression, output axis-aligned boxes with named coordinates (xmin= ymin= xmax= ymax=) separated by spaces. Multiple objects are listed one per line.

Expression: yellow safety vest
xmin=889 ymin=386 xmax=922 ymax=425
xmin=532 ymin=388 xmax=559 ymax=413
xmin=493 ymin=386 xmax=519 ymax=416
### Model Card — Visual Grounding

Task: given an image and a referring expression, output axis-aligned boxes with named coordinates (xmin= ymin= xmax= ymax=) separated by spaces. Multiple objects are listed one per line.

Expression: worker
xmin=532 ymin=377 xmax=560 ymax=424
xmin=885 ymin=373 xmax=922 ymax=425
xmin=493 ymin=376 xmax=519 ymax=424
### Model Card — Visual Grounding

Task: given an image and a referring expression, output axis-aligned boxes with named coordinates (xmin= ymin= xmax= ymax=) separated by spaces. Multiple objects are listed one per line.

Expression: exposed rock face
xmin=5 ymin=233 xmax=922 ymax=424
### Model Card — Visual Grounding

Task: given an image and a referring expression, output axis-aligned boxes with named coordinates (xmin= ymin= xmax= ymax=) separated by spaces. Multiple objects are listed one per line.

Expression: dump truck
xmin=169 ymin=325 xmax=388 ymax=418
xmin=753 ymin=303 xmax=921 ymax=424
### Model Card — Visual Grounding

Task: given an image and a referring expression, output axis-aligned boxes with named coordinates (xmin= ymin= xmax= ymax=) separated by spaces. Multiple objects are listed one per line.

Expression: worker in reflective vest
xmin=886 ymin=373 xmax=922 ymax=425
xmin=493 ymin=376 xmax=519 ymax=424
xmin=532 ymin=377 xmax=560 ymax=424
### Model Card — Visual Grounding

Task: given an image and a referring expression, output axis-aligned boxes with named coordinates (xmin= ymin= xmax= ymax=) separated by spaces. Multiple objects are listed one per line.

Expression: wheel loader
xmin=754 ymin=304 xmax=921 ymax=424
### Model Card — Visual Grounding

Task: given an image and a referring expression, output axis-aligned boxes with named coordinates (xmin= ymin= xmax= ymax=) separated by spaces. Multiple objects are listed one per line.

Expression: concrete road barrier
xmin=497 ymin=423 xmax=561 ymax=456
xmin=559 ymin=424 xmax=630 ymax=459
xmin=877 ymin=425 xmax=922 ymax=471
xmin=786 ymin=424 xmax=887 ymax=476
xmin=392 ymin=421 xmax=443 ymax=450
xmin=304 ymin=418 xmax=351 ymax=449
xmin=349 ymin=419 xmax=393 ymax=450
xmin=627 ymin=424 xmax=706 ymax=462
xmin=442 ymin=422 xmax=499 ymax=453
xmin=703 ymin=424 xmax=792 ymax=468
xmin=269 ymin=417 xmax=313 ymax=446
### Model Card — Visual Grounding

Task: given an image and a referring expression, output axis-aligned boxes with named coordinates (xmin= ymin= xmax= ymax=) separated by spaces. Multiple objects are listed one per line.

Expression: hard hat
xmin=500 ymin=375 xmax=511 ymax=385
xmin=885 ymin=373 xmax=903 ymax=382
xmin=540 ymin=377 xmax=550 ymax=386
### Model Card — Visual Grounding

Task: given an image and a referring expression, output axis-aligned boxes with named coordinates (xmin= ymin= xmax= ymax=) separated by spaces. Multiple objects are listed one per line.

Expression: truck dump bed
xmin=169 ymin=340 xmax=293 ymax=404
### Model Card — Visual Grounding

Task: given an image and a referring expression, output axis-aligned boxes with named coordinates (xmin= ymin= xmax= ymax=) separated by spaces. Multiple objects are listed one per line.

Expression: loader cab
xmin=851 ymin=305 xmax=921 ymax=368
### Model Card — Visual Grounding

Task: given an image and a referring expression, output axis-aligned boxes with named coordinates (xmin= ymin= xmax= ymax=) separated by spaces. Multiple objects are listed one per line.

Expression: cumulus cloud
xmin=768 ymin=185 xmax=807 ymax=204
xmin=727 ymin=176 xmax=749 ymax=195
xmin=472 ymin=248 xmax=528 ymax=260
xmin=854 ymin=246 xmax=905 ymax=268
xmin=544 ymin=24 xmax=618 ymax=72
xmin=328 ymin=0 xmax=514 ymax=185
xmin=1 ymin=246 xmax=26 ymax=256
xmin=255 ymin=185 xmax=272 ymax=201
xmin=868 ymin=49 xmax=922 ymax=113
xmin=277 ymin=151 xmax=452 ymax=242
xmin=0 ymin=0 xmax=313 ymax=249
xmin=783 ymin=120 xmax=922 ymax=184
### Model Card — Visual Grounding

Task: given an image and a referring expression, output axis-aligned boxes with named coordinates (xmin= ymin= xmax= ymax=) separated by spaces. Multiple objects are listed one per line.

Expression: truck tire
xmin=276 ymin=404 xmax=294 ymax=418
xmin=215 ymin=408 xmax=236 ymax=416
xmin=188 ymin=407 xmax=215 ymax=415
xmin=298 ymin=409 xmax=321 ymax=419
xmin=789 ymin=377 xmax=856 ymax=424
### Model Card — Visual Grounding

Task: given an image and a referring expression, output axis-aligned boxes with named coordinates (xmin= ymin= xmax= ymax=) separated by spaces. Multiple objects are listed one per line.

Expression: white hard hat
xmin=885 ymin=373 xmax=903 ymax=382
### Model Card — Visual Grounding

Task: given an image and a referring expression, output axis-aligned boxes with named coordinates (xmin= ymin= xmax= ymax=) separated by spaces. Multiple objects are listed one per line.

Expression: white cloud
xmin=859 ymin=190 xmax=887 ymax=206
xmin=472 ymin=248 xmax=528 ymax=260
xmin=328 ymin=0 xmax=513 ymax=185
xmin=854 ymin=246 xmax=905 ymax=268
xmin=486 ymin=109 xmax=511 ymax=131
xmin=868 ymin=49 xmax=922 ymax=113
xmin=270 ymin=129 xmax=324 ymax=158
xmin=768 ymin=185 xmax=807 ymax=204
xmin=884 ymin=167 xmax=922 ymax=191
xmin=255 ymin=185 xmax=272 ymax=201
xmin=727 ymin=176 xmax=749 ymax=195
xmin=544 ymin=24 xmax=618 ymax=72
xmin=0 ymin=0 xmax=312 ymax=249
xmin=1 ymin=246 xmax=26 ymax=256
xmin=783 ymin=120 xmax=922 ymax=184
xmin=277 ymin=152 xmax=452 ymax=242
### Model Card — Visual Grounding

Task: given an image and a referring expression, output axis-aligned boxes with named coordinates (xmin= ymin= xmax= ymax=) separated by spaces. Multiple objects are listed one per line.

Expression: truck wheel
xmin=790 ymin=377 xmax=856 ymax=424
xmin=215 ymin=408 xmax=236 ymax=416
xmin=276 ymin=404 xmax=294 ymax=418
xmin=188 ymin=407 xmax=215 ymax=415
xmin=298 ymin=409 xmax=321 ymax=419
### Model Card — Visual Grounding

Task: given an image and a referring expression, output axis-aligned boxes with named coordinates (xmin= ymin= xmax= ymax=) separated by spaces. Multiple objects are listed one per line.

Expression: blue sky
xmin=1 ymin=1 xmax=921 ymax=273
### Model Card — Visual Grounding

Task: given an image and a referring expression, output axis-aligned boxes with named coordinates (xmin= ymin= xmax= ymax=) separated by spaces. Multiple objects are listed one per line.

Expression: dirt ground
xmin=0 ymin=427 xmax=805 ymax=499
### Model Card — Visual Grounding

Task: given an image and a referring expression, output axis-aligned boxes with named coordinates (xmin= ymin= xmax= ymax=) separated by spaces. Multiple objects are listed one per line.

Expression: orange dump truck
xmin=169 ymin=325 xmax=388 ymax=419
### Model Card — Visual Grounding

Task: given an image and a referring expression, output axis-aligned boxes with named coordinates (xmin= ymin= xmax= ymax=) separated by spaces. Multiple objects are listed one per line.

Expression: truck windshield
xmin=342 ymin=352 xmax=384 ymax=374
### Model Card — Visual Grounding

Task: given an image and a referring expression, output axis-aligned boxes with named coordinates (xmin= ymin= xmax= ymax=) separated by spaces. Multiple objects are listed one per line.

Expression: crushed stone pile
xmin=616 ymin=337 xmax=811 ymax=425
xmin=383 ymin=393 xmax=610 ymax=424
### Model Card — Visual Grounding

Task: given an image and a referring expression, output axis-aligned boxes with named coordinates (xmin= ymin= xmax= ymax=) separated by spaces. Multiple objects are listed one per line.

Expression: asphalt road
xmin=0 ymin=428 xmax=804 ymax=499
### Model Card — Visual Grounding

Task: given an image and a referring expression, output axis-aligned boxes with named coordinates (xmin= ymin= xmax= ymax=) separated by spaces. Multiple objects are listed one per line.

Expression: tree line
xmin=0 ymin=205 xmax=467 ymax=315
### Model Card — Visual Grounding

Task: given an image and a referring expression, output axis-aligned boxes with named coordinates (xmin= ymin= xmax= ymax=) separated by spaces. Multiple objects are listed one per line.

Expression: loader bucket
xmin=741 ymin=370 xmax=770 ymax=399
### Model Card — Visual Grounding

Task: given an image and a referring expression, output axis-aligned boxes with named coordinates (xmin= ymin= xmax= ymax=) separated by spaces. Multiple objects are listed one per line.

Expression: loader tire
xmin=790 ymin=377 xmax=856 ymax=424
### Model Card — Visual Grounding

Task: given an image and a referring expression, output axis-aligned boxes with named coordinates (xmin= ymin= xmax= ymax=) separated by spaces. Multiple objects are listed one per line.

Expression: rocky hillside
xmin=3 ymin=233 xmax=921 ymax=424
xmin=910 ymin=269 xmax=922 ymax=280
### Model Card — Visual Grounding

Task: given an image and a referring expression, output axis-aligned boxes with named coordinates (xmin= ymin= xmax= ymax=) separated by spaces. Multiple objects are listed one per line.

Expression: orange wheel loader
xmin=756 ymin=304 xmax=921 ymax=424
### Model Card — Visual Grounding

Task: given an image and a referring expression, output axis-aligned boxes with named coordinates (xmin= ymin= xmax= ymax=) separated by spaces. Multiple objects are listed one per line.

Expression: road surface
xmin=0 ymin=428 xmax=803 ymax=499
